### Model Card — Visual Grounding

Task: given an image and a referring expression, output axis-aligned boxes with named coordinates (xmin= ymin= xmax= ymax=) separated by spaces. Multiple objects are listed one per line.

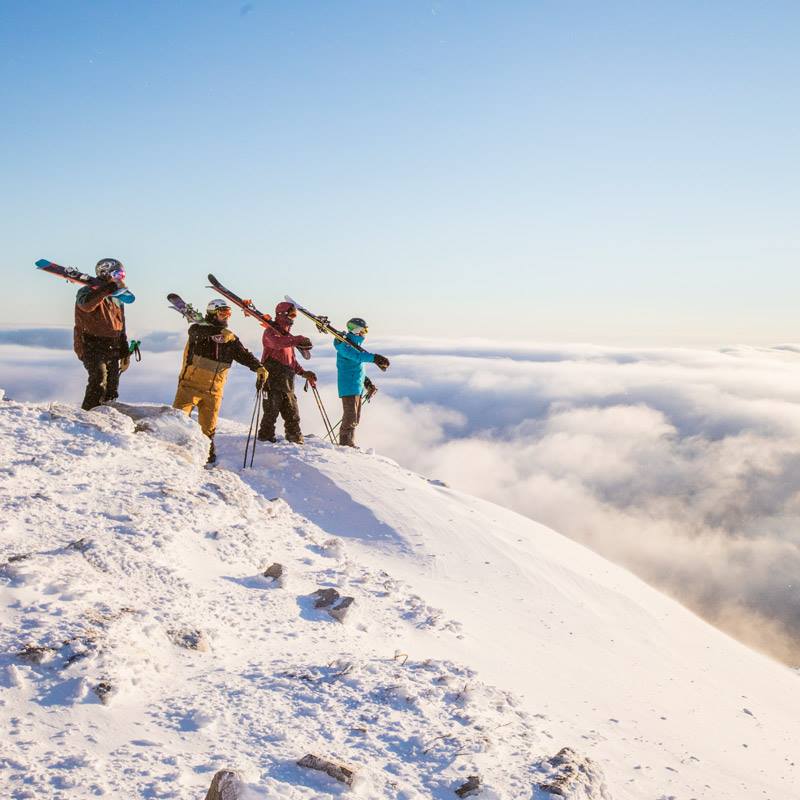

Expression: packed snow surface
xmin=0 ymin=396 xmax=798 ymax=799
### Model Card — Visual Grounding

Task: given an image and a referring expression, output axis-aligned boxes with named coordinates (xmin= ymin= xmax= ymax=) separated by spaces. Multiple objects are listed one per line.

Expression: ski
xmin=167 ymin=293 xmax=203 ymax=323
xmin=285 ymin=295 xmax=368 ymax=353
xmin=208 ymin=274 xmax=311 ymax=359
xmin=36 ymin=259 xmax=135 ymax=303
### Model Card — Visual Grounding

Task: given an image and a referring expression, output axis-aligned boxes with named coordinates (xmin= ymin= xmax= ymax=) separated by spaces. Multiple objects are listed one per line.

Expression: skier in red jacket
xmin=257 ymin=301 xmax=316 ymax=444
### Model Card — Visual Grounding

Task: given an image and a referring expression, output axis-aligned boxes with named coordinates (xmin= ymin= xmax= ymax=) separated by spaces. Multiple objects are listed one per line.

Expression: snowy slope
xmin=0 ymin=397 xmax=798 ymax=799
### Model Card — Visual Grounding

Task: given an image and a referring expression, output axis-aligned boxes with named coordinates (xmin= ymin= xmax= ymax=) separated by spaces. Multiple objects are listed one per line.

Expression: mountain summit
xmin=0 ymin=397 xmax=797 ymax=798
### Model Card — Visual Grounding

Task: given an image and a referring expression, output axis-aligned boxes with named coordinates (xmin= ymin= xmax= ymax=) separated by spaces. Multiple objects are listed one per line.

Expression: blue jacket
xmin=334 ymin=333 xmax=375 ymax=397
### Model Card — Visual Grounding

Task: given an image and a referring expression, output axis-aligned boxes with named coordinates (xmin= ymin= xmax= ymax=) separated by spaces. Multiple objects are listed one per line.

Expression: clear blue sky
xmin=1 ymin=1 xmax=798 ymax=343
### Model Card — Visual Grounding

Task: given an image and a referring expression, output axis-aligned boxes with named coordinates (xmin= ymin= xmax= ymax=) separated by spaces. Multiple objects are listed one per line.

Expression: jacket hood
xmin=275 ymin=301 xmax=295 ymax=330
xmin=346 ymin=331 xmax=365 ymax=346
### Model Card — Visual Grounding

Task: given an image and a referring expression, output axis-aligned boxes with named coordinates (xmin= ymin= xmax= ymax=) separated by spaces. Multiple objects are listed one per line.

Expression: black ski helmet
xmin=96 ymin=258 xmax=124 ymax=278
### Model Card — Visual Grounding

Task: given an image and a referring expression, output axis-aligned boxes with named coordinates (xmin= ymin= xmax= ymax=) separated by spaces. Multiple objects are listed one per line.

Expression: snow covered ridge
xmin=0 ymin=397 xmax=798 ymax=799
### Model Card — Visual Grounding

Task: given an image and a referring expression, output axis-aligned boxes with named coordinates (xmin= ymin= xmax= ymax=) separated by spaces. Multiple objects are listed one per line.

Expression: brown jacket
xmin=74 ymin=284 xmax=126 ymax=358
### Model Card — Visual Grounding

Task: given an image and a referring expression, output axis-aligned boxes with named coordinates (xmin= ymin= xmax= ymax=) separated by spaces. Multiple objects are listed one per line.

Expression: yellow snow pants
xmin=173 ymin=383 xmax=223 ymax=438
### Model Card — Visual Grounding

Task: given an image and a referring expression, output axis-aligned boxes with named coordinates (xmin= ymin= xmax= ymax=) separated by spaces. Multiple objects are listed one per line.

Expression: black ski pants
xmin=80 ymin=337 xmax=122 ymax=410
xmin=258 ymin=362 xmax=302 ymax=442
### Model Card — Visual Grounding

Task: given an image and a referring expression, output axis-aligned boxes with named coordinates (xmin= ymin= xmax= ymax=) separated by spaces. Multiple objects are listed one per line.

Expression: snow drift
xmin=0 ymin=395 xmax=798 ymax=799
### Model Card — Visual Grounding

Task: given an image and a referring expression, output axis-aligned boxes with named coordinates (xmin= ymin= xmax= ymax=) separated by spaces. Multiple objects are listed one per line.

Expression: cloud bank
xmin=2 ymin=331 xmax=799 ymax=664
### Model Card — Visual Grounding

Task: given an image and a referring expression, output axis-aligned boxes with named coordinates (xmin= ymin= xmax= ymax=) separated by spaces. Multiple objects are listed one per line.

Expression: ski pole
xmin=328 ymin=389 xmax=374 ymax=440
xmin=306 ymin=380 xmax=335 ymax=442
xmin=249 ymin=387 xmax=263 ymax=468
xmin=243 ymin=387 xmax=261 ymax=469
xmin=314 ymin=386 xmax=336 ymax=443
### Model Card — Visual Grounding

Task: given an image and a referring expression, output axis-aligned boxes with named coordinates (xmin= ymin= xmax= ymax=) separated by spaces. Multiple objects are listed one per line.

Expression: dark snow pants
xmin=80 ymin=336 xmax=121 ymax=410
xmin=258 ymin=362 xmax=302 ymax=442
xmin=339 ymin=394 xmax=362 ymax=447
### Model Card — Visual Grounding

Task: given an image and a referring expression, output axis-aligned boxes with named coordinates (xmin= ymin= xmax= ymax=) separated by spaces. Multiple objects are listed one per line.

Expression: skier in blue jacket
xmin=334 ymin=317 xmax=390 ymax=446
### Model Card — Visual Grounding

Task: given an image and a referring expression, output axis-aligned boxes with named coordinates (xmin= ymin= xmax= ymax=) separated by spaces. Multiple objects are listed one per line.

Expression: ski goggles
xmin=214 ymin=307 xmax=232 ymax=319
xmin=348 ymin=323 xmax=368 ymax=336
xmin=106 ymin=268 xmax=126 ymax=282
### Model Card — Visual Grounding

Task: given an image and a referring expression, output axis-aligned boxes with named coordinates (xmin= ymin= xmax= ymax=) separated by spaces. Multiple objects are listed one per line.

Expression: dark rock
xmin=296 ymin=753 xmax=354 ymax=786
xmin=94 ymin=681 xmax=115 ymax=705
xmin=313 ymin=588 xmax=340 ymax=609
xmin=455 ymin=775 xmax=482 ymax=797
xmin=204 ymin=769 xmax=244 ymax=800
xmin=263 ymin=562 xmax=284 ymax=580
xmin=67 ymin=538 xmax=92 ymax=553
xmin=328 ymin=596 xmax=355 ymax=623
xmin=8 ymin=553 xmax=32 ymax=563
xmin=17 ymin=644 xmax=56 ymax=664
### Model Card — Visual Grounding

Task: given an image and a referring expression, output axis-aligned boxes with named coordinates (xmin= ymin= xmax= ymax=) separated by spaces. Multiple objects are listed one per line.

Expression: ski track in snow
xmin=0 ymin=397 xmax=798 ymax=799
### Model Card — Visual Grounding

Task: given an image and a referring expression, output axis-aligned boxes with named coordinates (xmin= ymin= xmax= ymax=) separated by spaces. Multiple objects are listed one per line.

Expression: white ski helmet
xmin=95 ymin=258 xmax=124 ymax=278
xmin=207 ymin=299 xmax=231 ymax=315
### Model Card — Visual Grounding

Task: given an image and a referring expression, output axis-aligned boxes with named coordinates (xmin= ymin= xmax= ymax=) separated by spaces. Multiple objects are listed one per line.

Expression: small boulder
xmin=263 ymin=562 xmax=284 ymax=582
xmin=537 ymin=747 xmax=612 ymax=799
xmin=313 ymin=588 xmax=340 ymax=609
xmin=94 ymin=681 xmax=115 ymax=705
xmin=204 ymin=769 xmax=244 ymax=800
xmin=296 ymin=753 xmax=354 ymax=786
xmin=168 ymin=628 xmax=209 ymax=652
xmin=455 ymin=775 xmax=482 ymax=797
xmin=328 ymin=596 xmax=355 ymax=623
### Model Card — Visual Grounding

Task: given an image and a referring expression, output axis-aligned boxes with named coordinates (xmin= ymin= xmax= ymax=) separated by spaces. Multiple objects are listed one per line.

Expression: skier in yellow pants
xmin=173 ymin=299 xmax=267 ymax=464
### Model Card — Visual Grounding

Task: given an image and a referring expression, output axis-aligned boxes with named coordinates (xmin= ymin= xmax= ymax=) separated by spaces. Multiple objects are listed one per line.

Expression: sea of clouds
xmin=2 ymin=329 xmax=799 ymax=665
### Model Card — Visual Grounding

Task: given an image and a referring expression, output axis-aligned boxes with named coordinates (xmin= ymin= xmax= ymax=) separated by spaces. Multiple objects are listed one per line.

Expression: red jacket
xmin=261 ymin=324 xmax=305 ymax=375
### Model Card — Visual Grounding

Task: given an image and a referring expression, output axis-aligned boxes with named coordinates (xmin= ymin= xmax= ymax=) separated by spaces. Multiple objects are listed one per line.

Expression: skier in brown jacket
xmin=74 ymin=258 xmax=130 ymax=410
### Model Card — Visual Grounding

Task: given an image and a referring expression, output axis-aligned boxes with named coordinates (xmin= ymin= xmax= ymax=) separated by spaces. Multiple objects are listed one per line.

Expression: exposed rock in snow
xmin=168 ymin=628 xmax=210 ymax=652
xmin=296 ymin=753 xmax=355 ymax=786
xmin=312 ymin=587 xmax=340 ymax=608
xmin=93 ymin=680 xmax=115 ymax=705
xmin=536 ymin=747 xmax=612 ymax=799
xmin=204 ymin=769 xmax=244 ymax=800
xmin=455 ymin=774 xmax=482 ymax=797
xmin=262 ymin=562 xmax=284 ymax=582
xmin=328 ymin=595 xmax=355 ymax=623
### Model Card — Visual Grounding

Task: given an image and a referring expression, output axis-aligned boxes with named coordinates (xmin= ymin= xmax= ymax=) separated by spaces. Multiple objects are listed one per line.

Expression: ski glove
xmin=256 ymin=366 xmax=269 ymax=390
xmin=373 ymin=354 xmax=390 ymax=371
xmin=301 ymin=370 xmax=317 ymax=387
xmin=364 ymin=377 xmax=377 ymax=399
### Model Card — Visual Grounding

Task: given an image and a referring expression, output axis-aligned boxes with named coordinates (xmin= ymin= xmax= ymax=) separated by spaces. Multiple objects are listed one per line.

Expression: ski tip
xmin=35 ymin=259 xmax=51 ymax=268
xmin=207 ymin=273 xmax=218 ymax=284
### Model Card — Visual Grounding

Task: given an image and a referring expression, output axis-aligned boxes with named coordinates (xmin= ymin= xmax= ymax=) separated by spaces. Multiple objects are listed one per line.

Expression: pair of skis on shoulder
xmin=35 ymin=259 xmax=136 ymax=303
xmin=167 ymin=275 xmax=378 ymax=364
xmin=167 ymin=275 xmax=315 ymax=357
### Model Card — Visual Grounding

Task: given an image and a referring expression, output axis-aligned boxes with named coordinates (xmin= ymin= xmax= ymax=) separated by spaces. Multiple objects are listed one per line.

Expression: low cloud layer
xmin=2 ymin=332 xmax=799 ymax=664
